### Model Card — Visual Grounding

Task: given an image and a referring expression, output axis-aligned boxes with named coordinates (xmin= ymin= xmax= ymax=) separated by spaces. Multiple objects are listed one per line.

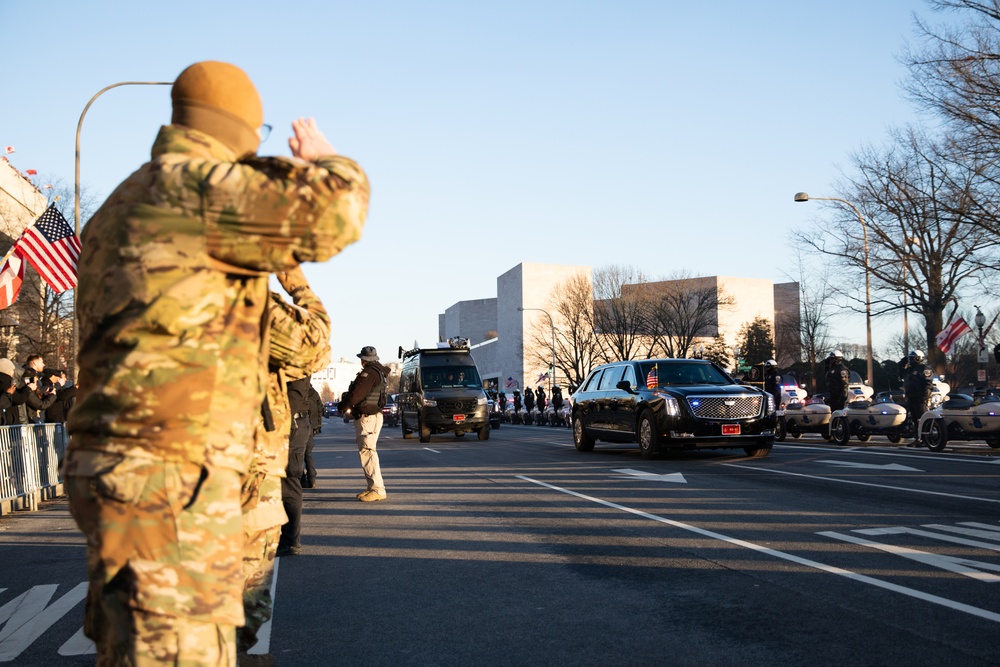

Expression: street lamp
xmin=975 ymin=305 xmax=987 ymax=387
xmin=518 ymin=307 xmax=555 ymax=397
xmin=0 ymin=315 xmax=18 ymax=359
xmin=73 ymin=81 xmax=172 ymax=382
xmin=794 ymin=192 xmax=874 ymax=388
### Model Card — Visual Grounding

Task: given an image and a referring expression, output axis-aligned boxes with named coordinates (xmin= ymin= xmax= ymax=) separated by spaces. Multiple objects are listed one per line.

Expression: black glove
xmin=337 ymin=401 xmax=347 ymax=414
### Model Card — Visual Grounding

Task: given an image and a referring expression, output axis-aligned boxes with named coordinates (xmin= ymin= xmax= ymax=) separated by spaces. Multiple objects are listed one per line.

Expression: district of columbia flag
xmin=0 ymin=253 xmax=25 ymax=309
xmin=935 ymin=317 xmax=972 ymax=354
xmin=537 ymin=371 xmax=549 ymax=383
xmin=646 ymin=364 xmax=658 ymax=389
xmin=15 ymin=203 xmax=81 ymax=293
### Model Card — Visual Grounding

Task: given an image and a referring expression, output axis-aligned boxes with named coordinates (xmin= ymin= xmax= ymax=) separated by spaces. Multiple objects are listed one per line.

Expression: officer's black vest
xmin=356 ymin=368 xmax=387 ymax=415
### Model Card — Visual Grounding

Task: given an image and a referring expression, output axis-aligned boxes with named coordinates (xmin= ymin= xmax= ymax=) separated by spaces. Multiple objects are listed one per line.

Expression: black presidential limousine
xmin=571 ymin=359 xmax=776 ymax=459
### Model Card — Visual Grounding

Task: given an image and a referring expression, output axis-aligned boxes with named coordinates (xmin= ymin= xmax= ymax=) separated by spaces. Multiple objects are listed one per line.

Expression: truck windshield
xmin=422 ymin=366 xmax=482 ymax=389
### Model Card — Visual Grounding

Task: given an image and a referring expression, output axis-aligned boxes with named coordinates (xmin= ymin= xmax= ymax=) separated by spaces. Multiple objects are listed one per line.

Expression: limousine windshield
xmin=639 ymin=361 xmax=732 ymax=387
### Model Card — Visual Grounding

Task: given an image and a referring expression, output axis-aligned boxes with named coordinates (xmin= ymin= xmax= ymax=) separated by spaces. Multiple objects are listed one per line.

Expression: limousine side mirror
xmin=616 ymin=380 xmax=637 ymax=393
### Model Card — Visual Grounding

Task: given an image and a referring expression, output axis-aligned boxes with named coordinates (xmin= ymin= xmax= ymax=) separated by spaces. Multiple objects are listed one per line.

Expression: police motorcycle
xmin=776 ymin=398 xmax=832 ymax=441
xmin=918 ymin=389 xmax=1000 ymax=452
xmin=830 ymin=377 xmax=949 ymax=446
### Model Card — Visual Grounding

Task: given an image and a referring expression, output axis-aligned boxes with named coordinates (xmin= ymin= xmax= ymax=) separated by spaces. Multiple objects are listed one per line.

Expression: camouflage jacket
xmin=67 ymin=125 xmax=368 ymax=473
xmin=252 ymin=271 xmax=331 ymax=476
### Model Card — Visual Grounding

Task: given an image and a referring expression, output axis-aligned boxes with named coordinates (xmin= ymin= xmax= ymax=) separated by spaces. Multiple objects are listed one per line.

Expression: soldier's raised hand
xmin=288 ymin=117 xmax=336 ymax=161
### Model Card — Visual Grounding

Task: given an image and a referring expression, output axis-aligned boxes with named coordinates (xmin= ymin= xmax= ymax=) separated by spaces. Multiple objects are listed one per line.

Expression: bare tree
xmin=592 ymin=264 xmax=650 ymax=362
xmin=781 ymin=251 xmax=834 ymax=392
xmin=632 ymin=273 xmax=732 ymax=360
xmin=526 ymin=273 xmax=601 ymax=391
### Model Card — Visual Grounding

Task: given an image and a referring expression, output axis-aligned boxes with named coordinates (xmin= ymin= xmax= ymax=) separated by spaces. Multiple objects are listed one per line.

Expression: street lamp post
xmin=73 ymin=81 xmax=172 ymax=382
xmin=976 ymin=306 xmax=987 ymax=387
xmin=518 ymin=307 xmax=555 ymax=397
xmin=794 ymin=192 xmax=874 ymax=389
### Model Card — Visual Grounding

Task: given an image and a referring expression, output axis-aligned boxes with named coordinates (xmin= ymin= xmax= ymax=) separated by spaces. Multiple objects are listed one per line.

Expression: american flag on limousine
xmin=14 ymin=204 xmax=81 ymax=293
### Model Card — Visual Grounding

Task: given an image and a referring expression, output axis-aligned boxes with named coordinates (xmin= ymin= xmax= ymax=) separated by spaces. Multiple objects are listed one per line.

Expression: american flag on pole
xmin=14 ymin=204 xmax=81 ymax=293
xmin=935 ymin=317 xmax=972 ymax=354
xmin=0 ymin=253 xmax=25 ymax=309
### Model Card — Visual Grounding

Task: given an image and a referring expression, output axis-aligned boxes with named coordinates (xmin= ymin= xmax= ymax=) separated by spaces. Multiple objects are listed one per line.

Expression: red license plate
xmin=722 ymin=424 xmax=741 ymax=435
xmin=453 ymin=414 xmax=466 ymax=422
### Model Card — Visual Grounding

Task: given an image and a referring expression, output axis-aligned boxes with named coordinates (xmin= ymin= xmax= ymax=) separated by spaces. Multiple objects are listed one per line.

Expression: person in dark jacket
xmin=339 ymin=346 xmax=389 ymax=502
xmin=524 ymin=387 xmax=535 ymax=414
xmin=763 ymin=360 xmax=782 ymax=409
xmin=302 ymin=385 xmax=323 ymax=488
xmin=825 ymin=351 xmax=851 ymax=412
xmin=278 ymin=374 xmax=314 ymax=556
xmin=42 ymin=369 xmax=77 ymax=424
xmin=16 ymin=369 xmax=56 ymax=424
xmin=536 ymin=386 xmax=546 ymax=412
xmin=902 ymin=350 xmax=934 ymax=447
xmin=0 ymin=359 xmax=21 ymax=425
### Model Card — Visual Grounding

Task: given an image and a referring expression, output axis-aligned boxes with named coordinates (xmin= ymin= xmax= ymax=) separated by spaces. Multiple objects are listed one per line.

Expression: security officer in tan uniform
xmin=238 ymin=267 xmax=330 ymax=665
xmin=65 ymin=60 xmax=368 ymax=666
xmin=339 ymin=347 xmax=389 ymax=501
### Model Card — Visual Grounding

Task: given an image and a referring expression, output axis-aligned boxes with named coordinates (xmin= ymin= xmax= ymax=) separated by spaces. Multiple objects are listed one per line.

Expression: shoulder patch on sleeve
xmin=360 ymin=371 xmax=369 ymax=378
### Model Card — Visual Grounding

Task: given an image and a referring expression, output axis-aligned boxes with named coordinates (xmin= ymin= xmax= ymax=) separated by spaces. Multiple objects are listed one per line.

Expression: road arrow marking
xmin=817 ymin=460 xmax=923 ymax=472
xmin=612 ymin=468 xmax=687 ymax=484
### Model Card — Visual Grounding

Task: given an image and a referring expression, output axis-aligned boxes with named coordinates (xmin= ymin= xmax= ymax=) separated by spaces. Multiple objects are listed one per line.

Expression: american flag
xmin=14 ymin=204 xmax=81 ymax=293
xmin=646 ymin=364 xmax=658 ymax=389
xmin=0 ymin=254 xmax=24 ymax=309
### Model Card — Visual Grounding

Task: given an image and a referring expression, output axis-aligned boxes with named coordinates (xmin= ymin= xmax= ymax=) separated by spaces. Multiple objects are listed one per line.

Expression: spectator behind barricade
xmin=0 ymin=359 xmax=20 ymax=425
xmin=16 ymin=368 xmax=56 ymax=424
xmin=42 ymin=369 xmax=76 ymax=424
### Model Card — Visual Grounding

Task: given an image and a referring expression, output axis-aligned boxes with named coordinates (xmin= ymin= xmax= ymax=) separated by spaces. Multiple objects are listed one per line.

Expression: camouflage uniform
xmin=65 ymin=123 xmax=367 ymax=666
xmin=239 ymin=269 xmax=330 ymax=654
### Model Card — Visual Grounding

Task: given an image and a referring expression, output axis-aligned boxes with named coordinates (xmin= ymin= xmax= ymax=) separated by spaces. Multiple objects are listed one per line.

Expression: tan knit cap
xmin=171 ymin=61 xmax=263 ymax=158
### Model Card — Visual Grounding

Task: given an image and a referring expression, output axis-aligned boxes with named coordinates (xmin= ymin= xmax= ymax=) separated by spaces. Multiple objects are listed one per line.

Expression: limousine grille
xmin=686 ymin=395 xmax=762 ymax=420
xmin=437 ymin=399 xmax=479 ymax=415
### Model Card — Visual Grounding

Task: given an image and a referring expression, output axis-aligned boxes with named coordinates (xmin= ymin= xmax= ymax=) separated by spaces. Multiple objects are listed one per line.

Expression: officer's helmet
xmin=764 ymin=359 xmax=777 ymax=367
xmin=832 ymin=350 xmax=843 ymax=360
xmin=909 ymin=350 xmax=925 ymax=363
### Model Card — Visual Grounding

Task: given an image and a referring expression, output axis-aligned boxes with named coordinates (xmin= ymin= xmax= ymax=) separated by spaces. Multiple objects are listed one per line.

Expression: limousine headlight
xmin=654 ymin=393 xmax=680 ymax=417
xmin=767 ymin=394 xmax=776 ymax=415
xmin=422 ymin=397 xmax=437 ymax=407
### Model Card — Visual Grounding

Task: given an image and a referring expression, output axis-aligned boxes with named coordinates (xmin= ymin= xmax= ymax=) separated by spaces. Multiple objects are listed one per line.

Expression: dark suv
xmin=572 ymin=359 xmax=776 ymax=459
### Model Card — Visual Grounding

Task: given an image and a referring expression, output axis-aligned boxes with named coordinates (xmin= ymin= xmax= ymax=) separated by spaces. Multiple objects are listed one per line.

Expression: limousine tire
xmin=637 ymin=410 xmax=660 ymax=460
xmin=573 ymin=413 xmax=595 ymax=452
xmin=743 ymin=440 xmax=772 ymax=458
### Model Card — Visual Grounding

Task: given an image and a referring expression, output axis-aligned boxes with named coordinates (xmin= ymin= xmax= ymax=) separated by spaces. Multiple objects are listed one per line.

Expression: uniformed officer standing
xmin=763 ymin=360 xmax=782 ymax=409
xmin=825 ymin=350 xmax=851 ymax=412
xmin=902 ymin=350 xmax=934 ymax=447
xmin=64 ymin=60 xmax=368 ymax=666
xmin=340 ymin=347 xmax=390 ymax=501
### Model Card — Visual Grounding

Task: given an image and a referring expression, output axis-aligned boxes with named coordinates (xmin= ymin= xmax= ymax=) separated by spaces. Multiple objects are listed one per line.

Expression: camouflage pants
xmin=238 ymin=473 xmax=285 ymax=652
xmin=65 ymin=451 xmax=244 ymax=666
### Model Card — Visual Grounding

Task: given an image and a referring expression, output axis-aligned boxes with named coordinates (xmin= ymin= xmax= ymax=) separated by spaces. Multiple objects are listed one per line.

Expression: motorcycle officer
xmin=825 ymin=350 xmax=851 ymax=412
xmin=763 ymin=360 xmax=781 ymax=409
xmin=902 ymin=350 xmax=934 ymax=447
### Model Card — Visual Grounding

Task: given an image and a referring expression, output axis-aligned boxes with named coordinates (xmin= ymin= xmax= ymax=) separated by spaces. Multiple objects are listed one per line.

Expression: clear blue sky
xmin=0 ymin=0 xmax=934 ymax=363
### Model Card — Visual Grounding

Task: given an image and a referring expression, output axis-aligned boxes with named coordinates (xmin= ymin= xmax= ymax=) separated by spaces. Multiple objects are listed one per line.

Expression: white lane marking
xmin=778 ymin=442 xmax=1000 ymax=465
xmin=854 ymin=527 xmax=1000 ymax=553
xmin=922 ymin=523 xmax=1000 ymax=541
xmin=58 ymin=626 xmax=94 ymax=656
xmin=0 ymin=582 xmax=88 ymax=660
xmin=959 ymin=522 xmax=1000 ymax=533
xmin=518 ymin=475 xmax=1000 ymax=624
xmin=723 ymin=463 xmax=1000 ymax=504
xmin=820 ymin=531 xmax=1000 ymax=583
xmin=249 ymin=555 xmax=281 ymax=655
xmin=613 ymin=469 xmax=687 ymax=484
xmin=817 ymin=460 xmax=923 ymax=472
xmin=423 ymin=447 xmax=441 ymax=454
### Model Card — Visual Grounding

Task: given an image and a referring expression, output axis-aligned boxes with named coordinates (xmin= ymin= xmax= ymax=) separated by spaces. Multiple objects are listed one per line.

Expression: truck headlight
xmin=422 ymin=397 xmax=437 ymax=407
xmin=477 ymin=396 xmax=487 ymax=406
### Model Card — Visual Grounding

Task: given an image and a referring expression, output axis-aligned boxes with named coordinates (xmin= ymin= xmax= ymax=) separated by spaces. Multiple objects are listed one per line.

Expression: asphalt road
xmin=2 ymin=419 xmax=999 ymax=666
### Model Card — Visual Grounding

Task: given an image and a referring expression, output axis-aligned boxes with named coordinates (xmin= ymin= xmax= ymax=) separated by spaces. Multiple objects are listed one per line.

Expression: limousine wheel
xmin=743 ymin=441 xmax=772 ymax=458
xmin=573 ymin=414 xmax=594 ymax=452
xmin=637 ymin=410 xmax=660 ymax=460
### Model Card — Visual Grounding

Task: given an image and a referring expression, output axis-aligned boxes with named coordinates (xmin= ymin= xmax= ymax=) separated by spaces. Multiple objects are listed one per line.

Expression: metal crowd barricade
xmin=0 ymin=423 xmax=66 ymax=514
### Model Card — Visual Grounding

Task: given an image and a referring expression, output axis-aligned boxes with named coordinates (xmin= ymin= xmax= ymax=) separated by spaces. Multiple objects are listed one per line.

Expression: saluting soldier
xmin=64 ymin=60 xmax=369 ymax=666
